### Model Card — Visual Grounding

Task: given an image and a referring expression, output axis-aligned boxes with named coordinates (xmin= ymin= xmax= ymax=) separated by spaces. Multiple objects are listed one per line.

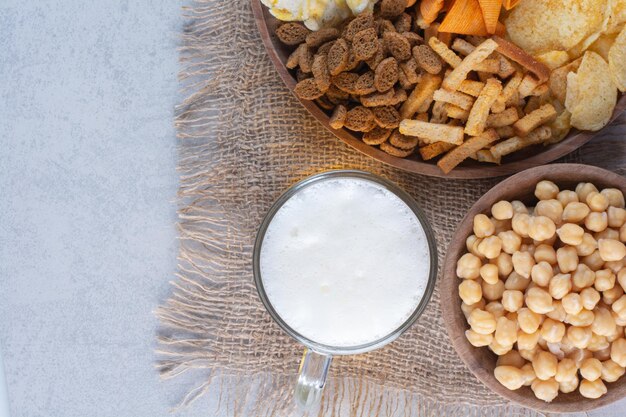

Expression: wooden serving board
xmin=251 ymin=0 xmax=626 ymax=179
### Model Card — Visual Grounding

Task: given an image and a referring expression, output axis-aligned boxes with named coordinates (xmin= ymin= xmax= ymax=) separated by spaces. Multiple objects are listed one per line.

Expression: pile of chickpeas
xmin=457 ymin=180 xmax=626 ymax=402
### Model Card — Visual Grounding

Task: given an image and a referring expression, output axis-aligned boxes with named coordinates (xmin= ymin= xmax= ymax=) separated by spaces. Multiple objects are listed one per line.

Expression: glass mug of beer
xmin=253 ymin=170 xmax=438 ymax=409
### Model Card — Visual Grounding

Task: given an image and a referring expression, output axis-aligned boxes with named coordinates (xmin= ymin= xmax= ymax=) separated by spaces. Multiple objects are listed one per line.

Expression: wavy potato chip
xmin=608 ymin=25 xmax=626 ymax=91
xmin=607 ymin=0 xmax=626 ymax=34
xmin=588 ymin=32 xmax=618 ymax=60
xmin=536 ymin=51 xmax=571 ymax=70
xmin=565 ymin=51 xmax=618 ymax=131
xmin=505 ymin=0 xmax=608 ymax=55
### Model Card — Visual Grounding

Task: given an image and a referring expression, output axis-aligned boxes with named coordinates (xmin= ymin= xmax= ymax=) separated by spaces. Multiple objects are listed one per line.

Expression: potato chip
xmin=505 ymin=0 xmax=608 ymax=55
xmin=608 ymin=25 xmax=626 ymax=92
xmin=607 ymin=0 xmax=626 ymax=34
xmin=565 ymin=51 xmax=618 ymax=131
xmin=588 ymin=32 xmax=618 ymax=61
xmin=536 ymin=51 xmax=571 ymax=70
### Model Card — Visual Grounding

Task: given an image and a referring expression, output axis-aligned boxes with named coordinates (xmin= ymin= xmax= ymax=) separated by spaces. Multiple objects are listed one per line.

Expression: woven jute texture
xmin=154 ymin=1 xmax=581 ymax=415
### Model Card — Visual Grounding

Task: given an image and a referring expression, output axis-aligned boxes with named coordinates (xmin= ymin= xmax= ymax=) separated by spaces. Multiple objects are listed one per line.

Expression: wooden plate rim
xmin=251 ymin=0 xmax=626 ymax=179
xmin=440 ymin=164 xmax=626 ymax=413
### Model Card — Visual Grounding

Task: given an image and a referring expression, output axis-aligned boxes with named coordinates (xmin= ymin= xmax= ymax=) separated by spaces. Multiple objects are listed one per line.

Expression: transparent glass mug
xmin=252 ymin=170 xmax=438 ymax=409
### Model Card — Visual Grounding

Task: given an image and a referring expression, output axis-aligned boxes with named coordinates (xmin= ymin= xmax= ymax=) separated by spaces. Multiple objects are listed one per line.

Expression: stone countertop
xmin=0 ymin=1 xmax=625 ymax=416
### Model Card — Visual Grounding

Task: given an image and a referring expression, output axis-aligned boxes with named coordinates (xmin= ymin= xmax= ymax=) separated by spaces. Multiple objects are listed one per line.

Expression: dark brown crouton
xmin=394 ymin=13 xmax=412 ymax=33
xmin=317 ymin=40 xmax=335 ymax=56
xmin=397 ymin=68 xmax=413 ymax=89
xmin=352 ymin=28 xmax=379 ymax=61
xmin=413 ymin=45 xmax=442 ymax=75
xmin=329 ymin=105 xmax=347 ymax=129
xmin=402 ymin=32 xmax=424 ymax=47
xmin=331 ymin=72 xmax=360 ymax=94
xmin=296 ymin=69 xmax=311 ymax=82
xmin=360 ymin=88 xmax=395 ymax=107
xmin=400 ymin=59 xmax=420 ymax=84
xmin=342 ymin=12 xmax=375 ymax=42
xmin=343 ymin=106 xmax=375 ymax=132
xmin=344 ymin=48 xmax=361 ymax=71
xmin=374 ymin=57 xmax=399 ymax=92
xmin=372 ymin=106 xmax=400 ymax=128
xmin=315 ymin=96 xmax=335 ymax=110
xmin=276 ymin=23 xmax=310 ymax=45
xmin=365 ymin=39 xmax=385 ymax=70
xmin=286 ymin=48 xmax=300 ymax=69
xmin=306 ymin=28 xmax=340 ymax=49
xmin=389 ymin=88 xmax=407 ymax=105
xmin=380 ymin=0 xmax=406 ymax=18
xmin=383 ymin=31 xmax=412 ymax=61
xmin=312 ymin=54 xmax=331 ymax=92
xmin=325 ymin=84 xmax=350 ymax=103
xmin=380 ymin=141 xmax=415 ymax=157
xmin=375 ymin=19 xmax=397 ymax=36
xmin=354 ymin=71 xmax=377 ymax=95
xmin=389 ymin=130 xmax=419 ymax=149
xmin=327 ymin=39 xmax=349 ymax=75
xmin=362 ymin=126 xmax=392 ymax=145
xmin=294 ymin=78 xmax=324 ymax=100
xmin=298 ymin=44 xmax=314 ymax=73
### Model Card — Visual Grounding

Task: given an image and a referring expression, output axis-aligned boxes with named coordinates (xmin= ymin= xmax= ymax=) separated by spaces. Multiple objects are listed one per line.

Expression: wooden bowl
xmin=251 ymin=0 xmax=626 ymax=179
xmin=440 ymin=164 xmax=626 ymax=413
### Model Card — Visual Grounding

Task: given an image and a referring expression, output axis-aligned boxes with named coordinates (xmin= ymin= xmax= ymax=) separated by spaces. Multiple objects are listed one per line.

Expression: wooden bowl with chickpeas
xmin=441 ymin=163 xmax=626 ymax=413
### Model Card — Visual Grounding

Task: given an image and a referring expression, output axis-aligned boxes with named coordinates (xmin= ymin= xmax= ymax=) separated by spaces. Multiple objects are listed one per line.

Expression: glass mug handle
xmin=294 ymin=348 xmax=333 ymax=409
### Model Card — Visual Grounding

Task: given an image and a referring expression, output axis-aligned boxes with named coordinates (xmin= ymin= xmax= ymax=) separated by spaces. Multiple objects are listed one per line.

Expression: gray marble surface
xmin=0 ymin=0 xmax=625 ymax=416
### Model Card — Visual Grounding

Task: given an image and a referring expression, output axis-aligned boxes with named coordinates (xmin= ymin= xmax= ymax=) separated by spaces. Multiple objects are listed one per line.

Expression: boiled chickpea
xmin=511 ymin=200 xmax=529 ymax=214
xmin=494 ymin=366 xmax=525 ymax=390
xmin=580 ymin=357 xmax=602 ymax=381
xmin=559 ymin=335 xmax=576 ymax=355
xmin=526 ymin=287 xmax=554 ymax=314
xmin=485 ymin=301 xmax=505 ymax=319
xmin=502 ymin=290 xmax=524 ymax=312
xmin=474 ymin=214 xmax=495 ymax=238
xmin=459 ymin=280 xmax=482 ymax=305
xmin=546 ymin=300 xmax=567 ymax=322
xmin=567 ymin=347 xmax=593 ymax=367
xmin=536 ymin=180 xmax=559 ymax=201
xmin=557 ymin=223 xmax=584 ymax=245
xmin=594 ymin=346 xmax=612 ymax=361
xmin=521 ymin=363 xmax=536 ymax=386
xmin=582 ymin=250 xmax=605 ymax=271
xmin=531 ymin=261 xmax=553 ymax=287
xmin=587 ymin=334 xmax=610 ymax=352
xmin=603 ymin=285 xmax=624 ymax=306
xmin=576 ymin=233 xmax=598 ymax=257
xmin=520 ymin=243 xmax=536 ymax=255
xmin=512 ymin=213 xmax=531 ymax=238
xmin=531 ymin=378 xmax=559 ymax=402
xmin=492 ymin=200 xmax=514 ymax=220
xmin=586 ymin=191 xmax=610 ymax=212
xmin=579 ymin=378 xmax=607 ymax=399
xmin=557 ymin=190 xmax=579 ymax=207
xmin=519 ymin=345 xmax=542 ymax=361
xmin=495 ymin=316 xmax=518 ymax=346
xmin=559 ymin=376 xmax=580 ymax=393
xmin=601 ymin=359 xmax=626 ymax=382
xmin=498 ymin=231 xmax=522 ymax=255
xmin=621 ymin=224 xmax=626 ymax=242
xmin=534 ymin=244 xmax=557 ymax=265
xmin=580 ymin=289 xmax=600 ymax=311
xmin=478 ymin=235 xmax=502 ymax=259
xmin=468 ymin=309 xmax=496 ymax=335
xmin=619 ymin=269 xmax=626 ymax=292
xmin=512 ymin=251 xmax=535 ymax=278
xmin=535 ymin=234 xmax=558 ymax=247
xmin=479 ymin=263 xmax=499 ymax=285
xmin=613 ymin=295 xmax=626 ymax=320
xmin=576 ymin=182 xmax=599 ymax=203
xmin=562 ymin=293 xmax=583 ymax=315
xmin=505 ymin=271 xmax=531 ymax=291
xmin=608 ymin=207 xmax=626 ymax=228
xmin=466 ymin=234 xmax=483 ymax=258
xmin=568 ymin=325 xmax=593 ymax=349
xmin=613 ymin=310 xmax=626 ymax=326
xmin=593 ymin=307 xmax=618 ymax=337
xmin=461 ymin=298 xmax=485 ymax=319
xmin=540 ymin=318 xmax=565 ymax=343
xmin=566 ymin=309 xmax=595 ymax=327
xmin=491 ymin=252 xmax=513 ymax=277
xmin=601 ymin=188 xmax=625 ymax=208
xmin=465 ymin=329 xmax=493 ymax=347
xmin=549 ymin=273 xmax=572 ymax=300
xmin=555 ymin=358 xmax=578 ymax=383
xmin=556 ymin=246 xmax=578 ymax=273
xmin=563 ymin=202 xmax=590 ymax=223
xmin=606 ymin=260 xmax=625 ymax=274
xmin=573 ymin=264 xmax=595 ymax=290
xmin=610 ymin=338 xmax=626 ymax=367
xmin=532 ymin=351 xmax=558 ymax=380
xmin=518 ymin=329 xmax=541 ymax=350
xmin=457 ymin=253 xmax=482 ymax=279
xmin=497 ymin=350 xmax=526 ymax=368
xmin=482 ymin=279 xmax=505 ymax=301
xmin=536 ymin=200 xmax=563 ymax=225
xmin=517 ymin=307 xmax=541 ymax=333
xmin=598 ymin=239 xmax=626 ymax=262
xmin=528 ymin=216 xmax=557 ymax=242
xmin=489 ymin=338 xmax=513 ymax=355
xmin=585 ymin=212 xmax=608 ymax=233
xmin=597 ymin=229 xmax=621 ymax=243
xmin=595 ymin=269 xmax=616 ymax=292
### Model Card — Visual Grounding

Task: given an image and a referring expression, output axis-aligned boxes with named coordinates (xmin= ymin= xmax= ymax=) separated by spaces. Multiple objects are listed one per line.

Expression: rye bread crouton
xmin=294 ymin=78 xmax=324 ymax=100
xmin=325 ymin=84 xmax=350 ymax=104
xmin=402 ymin=31 xmax=424 ymax=47
xmin=331 ymin=72 xmax=360 ymax=94
xmin=413 ymin=45 xmax=442 ymax=75
xmin=374 ymin=57 xmax=399 ymax=92
xmin=327 ymin=39 xmax=350 ymax=75
xmin=360 ymin=88 xmax=395 ymax=107
xmin=389 ymin=129 xmax=419 ymax=149
xmin=343 ymin=12 xmax=375 ymax=42
xmin=344 ymin=106 xmax=375 ymax=131
xmin=376 ymin=19 xmax=397 ymax=36
xmin=298 ymin=44 xmax=314 ymax=73
xmin=317 ymin=40 xmax=335 ymax=56
xmin=366 ymin=39 xmax=385 ymax=70
xmin=362 ymin=126 xmax=392 ymax=145
xmin=329 ymin=105 xmax=347 ymax=129
xmin=306 ymin=28 xmax=340 ymax=49
xmin=384 ymin=31 xmax=412 ymax=61
xmin=276 ymin=23 xmax=310 ymax=45
xmin=400 ymin=59 xmax=420 ymax=84
xmin=380 ymin=141 xmax=415 ymax=157
xmin=286 ymin=47 xmax=300 ymax=69
xmin=380 ymin=0 xmax=406 ymax=18
xmin=312 ymin=54 xmax=331 ymax=92
xmin=354 ymin=71 xmax=377 ymax=95
xmin=372 ymin=106 xmax=401 ymax=128
xmin=352 ymin=28 xmax=379 ymax=61
xmin=394 ymin=13 xmax=412 ymax=33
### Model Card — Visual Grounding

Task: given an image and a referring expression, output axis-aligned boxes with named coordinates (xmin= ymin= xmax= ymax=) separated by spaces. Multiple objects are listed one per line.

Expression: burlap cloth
xmin=154 ymin=1 xmax=582 ymax=415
